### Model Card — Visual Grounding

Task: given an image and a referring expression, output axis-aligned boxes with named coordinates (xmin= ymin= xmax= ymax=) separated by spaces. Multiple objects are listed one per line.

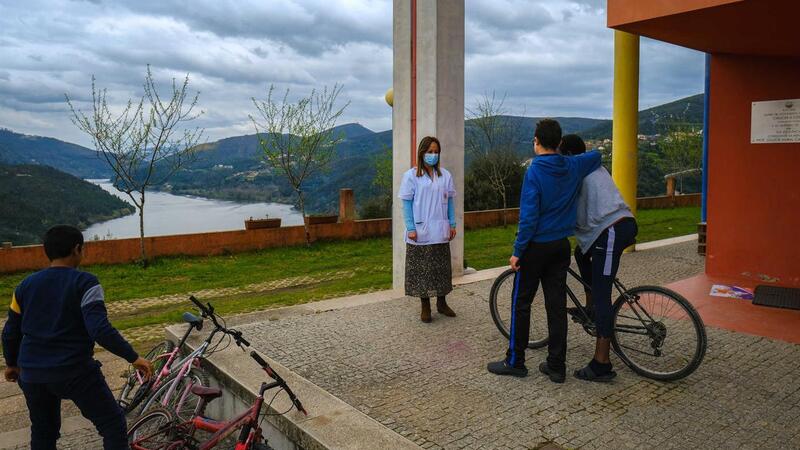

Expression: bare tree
xmin=372 ymin=143 xmax=393 ymax=208
xmin=465 ymin=92 xmax=524 ymax=226
xmin=67 ymin=66 xmax=203 ymax=266
xmin=250 ymin=85 xmax=349 ymax=245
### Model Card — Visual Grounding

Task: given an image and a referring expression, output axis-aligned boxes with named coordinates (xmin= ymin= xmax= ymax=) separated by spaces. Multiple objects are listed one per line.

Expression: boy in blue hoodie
xmin=2 ymin=225 xmax=153 ymax=450
xmin=487 ymin=119 xmax=600 ymax=383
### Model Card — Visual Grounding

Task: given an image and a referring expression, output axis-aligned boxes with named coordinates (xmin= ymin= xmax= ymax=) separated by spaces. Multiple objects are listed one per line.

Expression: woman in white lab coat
xmin=398 ymin=136 xmax=457 ymax=323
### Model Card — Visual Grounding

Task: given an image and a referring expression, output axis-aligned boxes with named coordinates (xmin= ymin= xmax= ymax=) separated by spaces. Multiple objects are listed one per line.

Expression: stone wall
xmin=637 ymin=193 xmax=701 ymax=209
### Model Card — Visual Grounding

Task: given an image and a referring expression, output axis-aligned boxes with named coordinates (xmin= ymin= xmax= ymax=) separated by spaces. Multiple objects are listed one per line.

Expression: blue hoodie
xmin=513 ymin=151 xmax=602 ymax=257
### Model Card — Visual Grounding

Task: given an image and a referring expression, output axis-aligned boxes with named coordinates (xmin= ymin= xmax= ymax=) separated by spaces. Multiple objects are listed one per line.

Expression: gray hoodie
xmin=574 ymin=167 xmax=634 ymax=252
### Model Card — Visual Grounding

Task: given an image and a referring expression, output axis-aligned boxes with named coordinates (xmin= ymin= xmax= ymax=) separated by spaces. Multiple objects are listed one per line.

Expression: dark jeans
xmin=506 ymin=238 xmax=571 ymax=371
xmin=575 ymin=217 xmax=638 ymax=338
xmin=19 ymin=363 xmax=128 ymax=450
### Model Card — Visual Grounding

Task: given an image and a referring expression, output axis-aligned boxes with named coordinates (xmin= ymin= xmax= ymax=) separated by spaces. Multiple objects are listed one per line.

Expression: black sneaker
xmin=538 ymin=362 xmax=566 ymax=384
xmin=487 ymin=360 xmax=528 ymax=378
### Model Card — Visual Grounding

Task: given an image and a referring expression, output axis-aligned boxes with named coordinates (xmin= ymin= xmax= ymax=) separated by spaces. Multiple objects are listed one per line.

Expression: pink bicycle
xmin=136 ymin=296 xmax=251 ymax=421
xmin=127 ymin=350 xmax=307 ymax=450
xmin=118 ymin=309 xmax=206 ymax=415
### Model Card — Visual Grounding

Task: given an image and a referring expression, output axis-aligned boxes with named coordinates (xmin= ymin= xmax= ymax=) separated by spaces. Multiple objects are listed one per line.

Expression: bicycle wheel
xmin=140 ymin=368 xmax=210 ymax=421
xmin=611 ymin=286 xmax=707 ymax=381
xmin=119 ymin=340 xmax=175 ymax=413
xmin=127 ymin=406 xmax=183 ymax=450
xmin=489 ymin=269 xmax=548 ymax=349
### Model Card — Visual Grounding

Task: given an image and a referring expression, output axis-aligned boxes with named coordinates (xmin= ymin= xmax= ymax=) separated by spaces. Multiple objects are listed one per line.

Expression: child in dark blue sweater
xmin=2 ymin=225 xmax=153 ymax=450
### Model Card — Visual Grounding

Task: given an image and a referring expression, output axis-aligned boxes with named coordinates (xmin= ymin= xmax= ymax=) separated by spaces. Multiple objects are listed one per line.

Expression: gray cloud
xmin=0 ymin=0 xmax=704 ymax=148
xmin=116 ymin=0 xmax=393 ymax=55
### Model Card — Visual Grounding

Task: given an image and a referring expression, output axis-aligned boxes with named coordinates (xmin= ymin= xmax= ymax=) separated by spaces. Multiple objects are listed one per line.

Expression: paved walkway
xmin=4 ymin=241 xmax=799 ymax=449
xmin=0 ymin=267 xmax=388 ymax=449
xmin=237 ymin=241 xmax=800 ymax=449
xmin=0 ymin=266 xmax=391 ymax=350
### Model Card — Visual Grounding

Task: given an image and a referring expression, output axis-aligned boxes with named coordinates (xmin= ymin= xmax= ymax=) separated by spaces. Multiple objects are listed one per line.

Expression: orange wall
xmin=0 ymin=210 xmax=517 ymax=274
xmin=608 ymin=0 xmax=741 ymax=27
xmin=0 ymin=195 xmax=693 ymax=274
xmin=706 ymin=55 xmax=800 ymax=287
xmin=638 ymin=193 xmax=700 ymax=210
xmin=0 ymin=220 xmax=390 ymax=274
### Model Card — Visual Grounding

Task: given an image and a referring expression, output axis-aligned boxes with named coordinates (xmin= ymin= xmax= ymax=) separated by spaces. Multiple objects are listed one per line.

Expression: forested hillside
xmin=0 ymin=93 xmax=704 ymax=224
xmin=0 ymin=128 xmax=110 ymax=178
xmin=0 ymin=164 xmax=134 ymax=245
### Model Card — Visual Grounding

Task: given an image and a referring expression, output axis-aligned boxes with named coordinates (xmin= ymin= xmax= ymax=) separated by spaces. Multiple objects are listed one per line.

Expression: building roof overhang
xmin=608 ymin=0 xmax=800 ymax=57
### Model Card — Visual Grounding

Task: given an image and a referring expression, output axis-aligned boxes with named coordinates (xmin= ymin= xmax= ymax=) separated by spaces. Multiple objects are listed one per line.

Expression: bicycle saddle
xmin=191 ymin=385 xmax=222 ymax=401
xmin=182 ymin=312 xmax=204 ymax=330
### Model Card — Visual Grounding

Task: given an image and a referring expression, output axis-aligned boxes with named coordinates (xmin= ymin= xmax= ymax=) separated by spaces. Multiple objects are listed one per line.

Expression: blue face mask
xmin=423 ymin=153 xmax=439 ymax=166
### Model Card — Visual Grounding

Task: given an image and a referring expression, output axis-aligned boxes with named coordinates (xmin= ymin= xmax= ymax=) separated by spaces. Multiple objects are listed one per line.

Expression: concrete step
xmin=0 ymin=415 xmax=94 ymax=450
xmin=0 ymin=352 xmax=130 ymax=449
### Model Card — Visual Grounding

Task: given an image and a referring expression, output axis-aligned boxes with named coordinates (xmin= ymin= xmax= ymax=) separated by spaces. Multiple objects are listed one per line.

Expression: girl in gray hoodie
xmin=560 ymin=135 xmax=638 ymax=382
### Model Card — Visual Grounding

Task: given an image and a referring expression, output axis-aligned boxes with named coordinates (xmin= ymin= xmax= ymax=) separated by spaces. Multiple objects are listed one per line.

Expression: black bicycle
xmin=489 ymin=267 xmax=707 ymax=381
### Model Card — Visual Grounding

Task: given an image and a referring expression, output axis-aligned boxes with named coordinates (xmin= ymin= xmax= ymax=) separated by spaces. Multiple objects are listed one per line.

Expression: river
xmin=83 ymin=180 xmax=304 ymax=240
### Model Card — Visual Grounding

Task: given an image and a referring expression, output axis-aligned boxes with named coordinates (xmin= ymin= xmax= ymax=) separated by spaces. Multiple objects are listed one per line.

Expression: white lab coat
xmin=398 ymin=167 xmax=456 ymax=245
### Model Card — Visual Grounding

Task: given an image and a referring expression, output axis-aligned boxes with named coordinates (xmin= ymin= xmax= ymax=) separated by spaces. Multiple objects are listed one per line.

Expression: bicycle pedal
xmin=570 ymin=316 xmax=588 ymax=325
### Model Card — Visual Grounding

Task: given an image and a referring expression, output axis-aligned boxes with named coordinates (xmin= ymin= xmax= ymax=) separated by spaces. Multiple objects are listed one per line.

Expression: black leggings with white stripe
xmin=575 ymin=217 xmax=638 ymax=338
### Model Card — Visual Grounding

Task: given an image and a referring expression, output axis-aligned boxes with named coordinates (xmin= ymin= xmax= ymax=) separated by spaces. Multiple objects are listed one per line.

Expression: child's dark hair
xmin=43 ymin=225 xmax=84 ymax=261
xmin=534 ymin=119 xmax=562 ymax=150
xmin=559 ymin=134 xmax=586 ymax=156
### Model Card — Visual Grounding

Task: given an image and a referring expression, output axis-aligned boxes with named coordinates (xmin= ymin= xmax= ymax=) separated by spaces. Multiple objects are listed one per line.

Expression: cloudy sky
xmin=0 ymin=0 xmax=704 ymax=148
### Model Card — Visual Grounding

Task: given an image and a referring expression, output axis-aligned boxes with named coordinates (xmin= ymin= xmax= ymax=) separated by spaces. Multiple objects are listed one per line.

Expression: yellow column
xmin=612 ymin=30 xmax=639 ymax=217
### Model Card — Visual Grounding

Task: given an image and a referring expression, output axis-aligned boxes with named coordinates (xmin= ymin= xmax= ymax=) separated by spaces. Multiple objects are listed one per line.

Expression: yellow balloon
xmin=385 ymin=88 xmax=393 ymax=107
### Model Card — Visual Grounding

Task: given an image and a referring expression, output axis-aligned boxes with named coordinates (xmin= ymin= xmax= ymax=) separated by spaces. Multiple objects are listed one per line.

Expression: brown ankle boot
xmin=420 ymin=298 xmax=432 ymax=323
xmin=436 ymin=297 xmax=456 ymax=317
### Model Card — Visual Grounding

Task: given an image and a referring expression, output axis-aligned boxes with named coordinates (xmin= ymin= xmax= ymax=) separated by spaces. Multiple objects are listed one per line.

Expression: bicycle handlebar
xmin=189 ymin=296 xmax=249 ymax=349
xmin=229 ymin=329 xmax=250 ymax=348
xmin=189 ymin=295 xmax=211 ymax=316
xmin=250 ymin=351 xmax=307 ymax=416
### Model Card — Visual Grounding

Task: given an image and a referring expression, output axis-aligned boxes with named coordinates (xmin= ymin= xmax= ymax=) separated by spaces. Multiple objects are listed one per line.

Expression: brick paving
xmin=238 ymin=242 xmax=800 ymax=450
xmin=0 ymin=267 xmax=389 ymax=449
xmin=0 ymin=266 xmax=389 ymax=363
xmin=5 ymin=242 xmax=800 ymax=449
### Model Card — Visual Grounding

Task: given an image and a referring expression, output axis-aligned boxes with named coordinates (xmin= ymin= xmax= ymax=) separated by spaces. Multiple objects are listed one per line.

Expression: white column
xmin=392 ymin=0 xmax=465 ymax=291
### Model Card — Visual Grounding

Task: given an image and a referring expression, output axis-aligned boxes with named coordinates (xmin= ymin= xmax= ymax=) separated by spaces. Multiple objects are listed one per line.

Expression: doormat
xmin=753 ymin=285 xmax=800 ymax=310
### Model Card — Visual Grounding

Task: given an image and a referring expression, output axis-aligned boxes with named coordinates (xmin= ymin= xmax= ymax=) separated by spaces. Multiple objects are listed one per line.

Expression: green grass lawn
xmin=0 ymin=206 xmax=699 ymax=333
xmin=465 ymin=206 xmax=700 ymax=269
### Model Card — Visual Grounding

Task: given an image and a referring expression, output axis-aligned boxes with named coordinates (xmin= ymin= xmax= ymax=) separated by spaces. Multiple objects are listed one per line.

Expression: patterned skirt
xmin=405 ymin=243 xmax=453 ymax=298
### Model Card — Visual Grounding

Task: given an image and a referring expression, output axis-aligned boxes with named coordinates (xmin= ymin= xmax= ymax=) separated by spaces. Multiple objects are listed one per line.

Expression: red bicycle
xmin=127 ymin=351 xmax=307 ymax=450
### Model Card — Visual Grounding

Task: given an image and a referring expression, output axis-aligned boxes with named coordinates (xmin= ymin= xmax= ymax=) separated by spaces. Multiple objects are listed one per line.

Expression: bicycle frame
xmin=564 ymin=267 xmax=661 ymax=338
xmin=129 ymin=347 xmax=307 ymax=450
xmin=154 ymin=328 xmax=221 ymax=412
xmin=150 ymin=297 xmax=254 ymax=416
xmin=134 ymin=322 xmax=196 ymax=388
xmin=122 ymin=321 xmax=199 ymax=413
xmin=189 ymin=381 xmax=278 ymax=450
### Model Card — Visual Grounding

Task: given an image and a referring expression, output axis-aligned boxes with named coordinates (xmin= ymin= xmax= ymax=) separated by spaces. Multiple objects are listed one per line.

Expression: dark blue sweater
xmin=2 ymin=267 xmax=138 ymax=383
xmin=513 ymin=151 xmax=602 ymax=257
